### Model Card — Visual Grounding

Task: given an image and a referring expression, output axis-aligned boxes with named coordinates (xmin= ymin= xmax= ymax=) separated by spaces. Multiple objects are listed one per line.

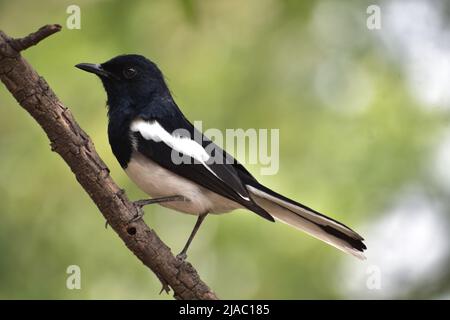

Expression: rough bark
xmin=0 ymin=24 xmax=217 ymax=300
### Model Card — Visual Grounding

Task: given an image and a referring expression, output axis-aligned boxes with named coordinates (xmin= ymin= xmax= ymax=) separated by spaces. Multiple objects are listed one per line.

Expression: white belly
xmin=124 ymin=152 xmax=242 ymax=215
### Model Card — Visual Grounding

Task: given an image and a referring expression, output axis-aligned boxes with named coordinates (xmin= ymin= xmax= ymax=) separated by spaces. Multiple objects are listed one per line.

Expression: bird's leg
xmin=176 ymin=213 xmax=208 ymax=261
xmin=133 ymin=195 xmax=187 ymax=208
xmin=129 ymin=195 xmax=187 ymax=223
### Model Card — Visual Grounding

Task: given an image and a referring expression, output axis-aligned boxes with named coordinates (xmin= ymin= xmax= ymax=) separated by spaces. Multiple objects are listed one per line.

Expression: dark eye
xmin=123 ymin=67 xmax=137 ymax=79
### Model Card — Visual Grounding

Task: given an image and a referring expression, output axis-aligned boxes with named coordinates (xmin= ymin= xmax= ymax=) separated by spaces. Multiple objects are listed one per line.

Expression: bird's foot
xmin=129 ymin=196 xmax=188 ymax=224
xmin=176 ymin=252 xmax=188 ymax=261
xmin=106 ymin=205 xmax=146 ymax=228
xmin=129 ymin=206 xmax=145 ymax=224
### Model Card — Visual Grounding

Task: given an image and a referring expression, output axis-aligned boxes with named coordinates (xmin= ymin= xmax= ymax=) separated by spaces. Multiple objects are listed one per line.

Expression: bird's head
xmin=76 ymin=54 xmax=169 ymax=109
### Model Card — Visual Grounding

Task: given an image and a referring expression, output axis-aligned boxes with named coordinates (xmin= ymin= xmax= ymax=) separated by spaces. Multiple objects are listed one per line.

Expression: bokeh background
xmin=1 ymin=0 xmax=449 ymax=299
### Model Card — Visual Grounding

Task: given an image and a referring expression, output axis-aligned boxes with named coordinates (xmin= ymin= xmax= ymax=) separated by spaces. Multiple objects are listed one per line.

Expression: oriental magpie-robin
xmin=76 ymin=55 xmax=366 ymax=260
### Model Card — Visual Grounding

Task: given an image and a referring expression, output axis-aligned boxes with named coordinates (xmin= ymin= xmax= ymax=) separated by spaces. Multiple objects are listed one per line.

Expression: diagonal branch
xmin=0 ymin=24 xmax=217 ymax=300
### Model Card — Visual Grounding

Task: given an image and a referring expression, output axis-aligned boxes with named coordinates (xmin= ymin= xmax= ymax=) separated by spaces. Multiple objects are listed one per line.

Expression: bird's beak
xmin=75 ymin=63 xmax=117 ymax=79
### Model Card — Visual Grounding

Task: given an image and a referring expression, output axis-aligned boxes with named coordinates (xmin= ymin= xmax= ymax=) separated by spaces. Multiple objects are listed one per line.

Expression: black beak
xmin=75 ymin=63 xmax=118 ymax=79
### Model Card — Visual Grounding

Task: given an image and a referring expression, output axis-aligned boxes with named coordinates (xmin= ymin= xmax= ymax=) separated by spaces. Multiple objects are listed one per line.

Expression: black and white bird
xmin=76 ymin=55 xmax=366 ymax=260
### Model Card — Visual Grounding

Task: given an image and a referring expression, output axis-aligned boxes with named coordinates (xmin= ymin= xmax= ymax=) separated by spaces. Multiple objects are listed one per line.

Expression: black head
xmin=76 ymin=54 xmax=170 ymax=110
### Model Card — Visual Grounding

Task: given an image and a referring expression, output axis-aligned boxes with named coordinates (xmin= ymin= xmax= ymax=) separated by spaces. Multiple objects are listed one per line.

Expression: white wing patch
xmin=130 ymin=119 xmax=222 ymax=179
xmin=130 ymin=119 xmax=209 ymax=161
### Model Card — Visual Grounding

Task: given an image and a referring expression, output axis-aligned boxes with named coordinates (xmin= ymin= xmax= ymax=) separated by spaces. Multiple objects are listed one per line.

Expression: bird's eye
xmin=123 ymin=67 xmax=138 ymax=79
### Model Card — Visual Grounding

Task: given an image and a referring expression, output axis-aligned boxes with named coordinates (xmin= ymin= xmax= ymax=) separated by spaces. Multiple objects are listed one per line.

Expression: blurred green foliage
xmin=0 ymin=0 xmax=448 ymax=299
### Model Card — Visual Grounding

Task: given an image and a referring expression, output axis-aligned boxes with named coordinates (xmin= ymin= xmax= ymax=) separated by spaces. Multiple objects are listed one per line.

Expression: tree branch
xmin=8 ymin=24 xmax=62 ymax=52
xmin=0 ymin=24 xmax=217 ymax=300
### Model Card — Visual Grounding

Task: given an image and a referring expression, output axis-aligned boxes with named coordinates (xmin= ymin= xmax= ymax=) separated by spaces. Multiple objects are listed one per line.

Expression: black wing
xmin=133 ymin=113 xmax=274 ymax=221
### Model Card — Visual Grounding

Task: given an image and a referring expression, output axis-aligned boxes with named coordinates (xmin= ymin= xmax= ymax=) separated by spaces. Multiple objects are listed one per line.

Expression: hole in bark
xmin=127 ymin=227 xmax=137 ymax=235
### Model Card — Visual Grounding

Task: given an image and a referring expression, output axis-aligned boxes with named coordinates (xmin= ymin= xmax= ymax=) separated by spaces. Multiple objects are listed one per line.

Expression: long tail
xmin=246 ymin=182 xmax=367 ymax=259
